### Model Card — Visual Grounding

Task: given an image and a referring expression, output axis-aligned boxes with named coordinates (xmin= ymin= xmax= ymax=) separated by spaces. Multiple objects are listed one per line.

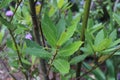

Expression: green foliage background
xmin=0 ymin=0 xmax=120 ymax=80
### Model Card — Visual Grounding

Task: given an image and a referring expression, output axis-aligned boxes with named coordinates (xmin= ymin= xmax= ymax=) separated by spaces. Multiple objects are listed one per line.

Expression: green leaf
xmin=94 ymin=30 xmax=104 ymax=46
xmin=42 ymin=15 xmax=57 ymax=47
xmin=0 ymin=0 xmax=11 ymax=9
xmin=101 ymin=45 xmax=120 ymax=54
xmin=81 ymin=45 xmax=94 ymax=54
xmin=91 ymin=23 xmax=104 ymax=34
xmin=21 ymin=58 xmax=31 ymax=65
xmin=106 ymin=60 xmax=115 ymax=79
xmin=0 ymin=29 xmax=4 ymax=44
xmin=56 ymin=17 xmax=66 ymax=39
xmin=101 ymin=47 xmax=117 ymax=54
xmin=109 ymin=29 xmax=117 ymax=41
xmin=48 ymin=6 xmax=57 ymax=17
xmin=60 ymin=75 xmax=68 ymax=80
xmin=6 ymin=39 xmax=15 ymax=50
xmin=85 ymin=31 xmax=94 ymax=48
xmin=66 ymin=11 xmax=73 ymax=25
xmin=94 ymin=68 xmax=106 ymax=80
xmin=9 ymin=60 xmax=19 ymax=69
xmin=110 ymin=39 xmax=120 ymax=47
xmin=87 ymin=19 xmax=94 ymax=29
xmin=61 ymin=2 xmax=72 ymax=11
xmin=94 ymin=38 xmax=112 ymax=52
xmin=31 ymin=55 xmax=36 ymax=65
xmin=14 ymin=24 xmax=28 ymax=34
xmin=0 ymin=33 xmax=3 ymax=44
xmin=83 ymin=62 xmax=106 ymax=80
xmin=58 ymin=41 xmax=83 ymax=56
xmin=113 ymin=13 xmax=120 ymax=26
xmin=70 ymin=54 xmax=88 ymax=64
xmin=53 ymin=59 xmax=70 ymax=75
xmin=0 ymin=15 xmax=15 ymax=30
xmin=57 ymin=0 xmax=64 ymax=9
xmin=25 ymin=39 xmax=41 ymax=48
xmin=57 ymin=16 xmax=80 ymax=46
xmin=25 ymin=47 xmax=52 ymax=59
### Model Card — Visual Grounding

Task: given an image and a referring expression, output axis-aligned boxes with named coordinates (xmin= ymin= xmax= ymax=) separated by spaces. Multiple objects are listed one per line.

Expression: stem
xmin=29 ymin=0 xmax=41 ymax=45
xmin=48 ymin=49 xmax=58 ymax=75
xmin=10 ymin=0 xmax=22 ymax=22
xmin=7 ymin=0 xmax=28 ymax=79
xmin=76 ymin=0 xmax=91 ymax=79
xmin=8 ymin=29 xmax=23 ymax=67
xmin=38 ymin=0 xmax=46 ymax=47
xmin=80 ymin=0 xmax=91 ymax=41
xmin=29 ymin=0 xmax=49 ymax=80
xmin=76 ymin=47 xmax=120 ymax=79
xmin=9 ymin=0 xmax=23 ymax=66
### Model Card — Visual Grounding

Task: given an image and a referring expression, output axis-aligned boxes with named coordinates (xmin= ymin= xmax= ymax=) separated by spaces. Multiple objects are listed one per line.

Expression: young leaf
xmin=61 ymin=2 xmax=72 ymax=12
xmin=70 ymin=54 xmax=88 ymax=64
xmin=42 ymin=15 xmax=57 ymax=47
xmin=57 ymin=0 xmax=64 ymax=9
xmin=25 ymin=47 xmax=52 ymax=59
xmin=94 ymin=30 xmax=104 ymax=46
xmin=110 ymin=39 xmax=120 ymax=47
xmin=93 ymin=38 xmax=112 ymax=52
xmin=58 ymin=41 xmax=83 ymax=56
xmin=53 ymin=59 xmax=70 ymax=75
xmin=21 ymin=58 xmax=31 ymax=65
xmin=48 ymin=6 xmax=57 ymax=17
xmin=57 ymin=16 xmax=80 ymax=46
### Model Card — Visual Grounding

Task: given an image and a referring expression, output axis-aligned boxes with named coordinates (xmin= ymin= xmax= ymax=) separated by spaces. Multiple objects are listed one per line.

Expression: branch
xmin=76 ymin=47 xmax=120 ymax=79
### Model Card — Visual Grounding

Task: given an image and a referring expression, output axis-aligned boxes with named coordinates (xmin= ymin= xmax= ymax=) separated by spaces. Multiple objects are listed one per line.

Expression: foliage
xmin=0 ymin=0 xmax=120 ymax=80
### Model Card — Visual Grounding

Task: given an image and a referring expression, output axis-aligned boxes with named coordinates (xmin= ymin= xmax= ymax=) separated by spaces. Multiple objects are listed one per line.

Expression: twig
xmin=76 ymin=47 xmax=120 ymax=79
xmin=10 ymin=0 xmax=22 ymax=22
xmin=48 ymin=49 xmax=58 ymax=75
xmin=9 ymin=0 xmax=23 ymax=67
